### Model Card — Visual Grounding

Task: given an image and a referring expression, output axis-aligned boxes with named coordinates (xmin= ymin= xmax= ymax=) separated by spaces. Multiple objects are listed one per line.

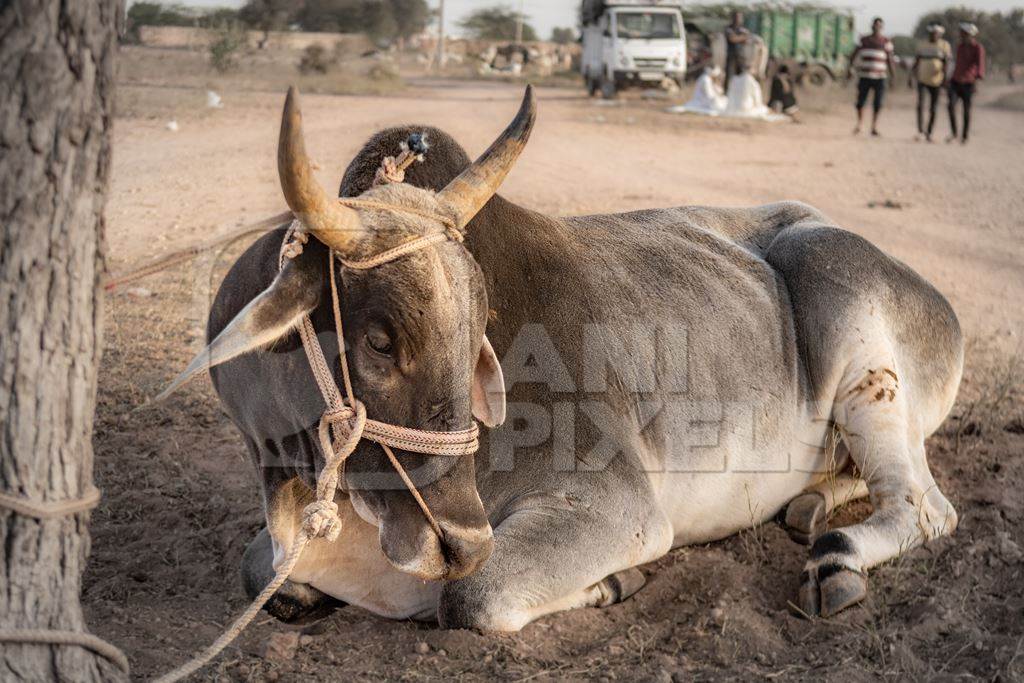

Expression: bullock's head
xmin=172 ymin=86 xmax=535 ymax=580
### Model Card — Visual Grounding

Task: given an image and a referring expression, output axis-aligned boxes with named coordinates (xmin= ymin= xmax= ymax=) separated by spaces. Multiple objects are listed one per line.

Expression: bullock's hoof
xmin=264 ymin=581 xmax=345 ymax=625
xmin=241 ymin=529 xmax=345 ymax=625
xmin=798 ymin=564 xmax=868 ymax=618
xmin=783 ymin=492 xmax=827 ymax=546
xmin=797 ymin=531 xmax=868 ymax=618
xmin=595 ymin=567 xmax=646 ymax=607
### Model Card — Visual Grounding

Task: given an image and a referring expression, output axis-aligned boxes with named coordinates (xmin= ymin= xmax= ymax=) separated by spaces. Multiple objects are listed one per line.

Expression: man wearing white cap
xmin=948 ymin=23 xmax=986 ymax=144
xmin=910 ymin=24 xmax=951 ymax=142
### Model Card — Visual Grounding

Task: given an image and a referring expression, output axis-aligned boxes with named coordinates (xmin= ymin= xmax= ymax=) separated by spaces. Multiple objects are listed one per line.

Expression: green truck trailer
xmin=745 ymin=8 xmax=857 ymax=84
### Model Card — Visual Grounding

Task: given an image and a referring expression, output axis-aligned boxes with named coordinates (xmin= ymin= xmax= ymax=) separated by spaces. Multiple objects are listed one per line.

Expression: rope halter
xmin=280 ymin=134 xmax=478 ymax=544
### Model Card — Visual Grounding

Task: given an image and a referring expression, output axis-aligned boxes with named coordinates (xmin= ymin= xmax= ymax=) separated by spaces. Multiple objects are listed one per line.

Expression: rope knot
xmin=282 ymin=229 xmax=309 ymax=260
xmin=372 ymin=132 xmax=429 ymax=187
xmin=302 ymin=499 xmax=343 ymax=542
xmin=323 ymin=405 xmax=356 ymax=423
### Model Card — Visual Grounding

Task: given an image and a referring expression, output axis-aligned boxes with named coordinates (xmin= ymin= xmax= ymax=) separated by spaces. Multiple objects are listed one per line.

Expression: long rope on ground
xmin=1 ymin=208 xmax=472 ymax=681
xmin=151 ymin=532 xmax=310 ymax=683
xmin=103 ymin=211 xmax=292 ymax=292
xmin=0 ymin=630 xmax=130 ymax=675
xmin=151 ymin=218 xmax=473 ymax=681
xmin=0 ymin=212 xmax=292 ymax=679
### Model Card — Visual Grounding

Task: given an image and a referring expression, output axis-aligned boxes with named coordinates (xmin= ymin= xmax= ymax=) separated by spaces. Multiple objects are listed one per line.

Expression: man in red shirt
xmin=948 ymin=23 xmax=986 ymax=144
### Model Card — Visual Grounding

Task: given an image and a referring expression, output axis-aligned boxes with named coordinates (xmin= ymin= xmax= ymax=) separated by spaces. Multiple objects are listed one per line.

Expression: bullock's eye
xmin=365 ymin=327 xmax=393 ymax=356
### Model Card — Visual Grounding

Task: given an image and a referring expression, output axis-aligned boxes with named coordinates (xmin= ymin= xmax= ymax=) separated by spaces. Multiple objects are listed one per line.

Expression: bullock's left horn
xmin=437 ymin=85 xmax=536 ymax=229
xmin=279 ymin=86 xmax=366 ymax=253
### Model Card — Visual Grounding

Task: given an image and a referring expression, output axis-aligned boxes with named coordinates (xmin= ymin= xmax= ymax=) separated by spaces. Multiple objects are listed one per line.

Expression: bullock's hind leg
xmin=798 ymin=361 xmax=958 ymax=618
xmin=782 ymin=471 xmax=869 ymax=545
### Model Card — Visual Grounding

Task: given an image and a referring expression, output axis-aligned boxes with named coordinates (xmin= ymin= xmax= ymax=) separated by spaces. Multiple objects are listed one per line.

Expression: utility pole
xmin=514 ymin=0 xmax=525 ymax=44
xmin=436 ymin=0 xmax=446 ymax=68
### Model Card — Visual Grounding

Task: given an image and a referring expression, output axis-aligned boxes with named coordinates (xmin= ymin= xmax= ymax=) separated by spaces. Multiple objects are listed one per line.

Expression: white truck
xmin=580 ymin=0 xmax=687 ymax=99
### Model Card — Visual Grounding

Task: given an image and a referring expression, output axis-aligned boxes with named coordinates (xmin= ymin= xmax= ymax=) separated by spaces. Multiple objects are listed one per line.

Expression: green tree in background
xmin=914 ymin=7 xmax=1024 ymax=73
xmin=290 ymin=0 xmax=432 ymax=44
xmin=390 ymin=0 xmax=434 ymax=42
xmin=126 ymin=2 xmax=190 ymax=28
xmin=459 ymin=6 xmax=538 ymax=42
xmin=551 ymin=26 xmax=576 ymax=44
xmin=126 ymin=2 xmax=234 ymax=41
xmin=362 ymin=0 xmax=400 ymax=44
xmin=238 ymin=0 xmax=293 ymax=47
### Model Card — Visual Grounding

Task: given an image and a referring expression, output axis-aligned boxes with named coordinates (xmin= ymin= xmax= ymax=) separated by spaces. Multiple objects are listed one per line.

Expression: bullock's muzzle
xmin=352 ymin=486 xmax=494 ymax=581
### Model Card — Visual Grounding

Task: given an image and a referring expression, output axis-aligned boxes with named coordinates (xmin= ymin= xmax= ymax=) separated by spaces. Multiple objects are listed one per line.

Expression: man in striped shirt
xmin=848 ymin=17 xmax=895 ymax=137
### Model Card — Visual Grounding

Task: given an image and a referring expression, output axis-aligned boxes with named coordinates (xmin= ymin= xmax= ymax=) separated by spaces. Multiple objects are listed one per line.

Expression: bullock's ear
xmin=471 ymin=335 xmax=506 ymax=428
xmin=154 ymin=251 xmax=324 ymax=402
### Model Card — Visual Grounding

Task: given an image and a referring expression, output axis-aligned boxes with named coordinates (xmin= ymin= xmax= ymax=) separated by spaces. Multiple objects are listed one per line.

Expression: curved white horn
xmin=437 ymin=86 xmax=537 ymax=229
xmin=278 ymin=86 xmax=365 ymax=253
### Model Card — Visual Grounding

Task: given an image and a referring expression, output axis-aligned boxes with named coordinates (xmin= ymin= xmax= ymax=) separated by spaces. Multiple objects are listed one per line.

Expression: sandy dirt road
xmin=108 ymin=78 xmax=1024 ymax=340
xmin=89 ymin=74 xmax=1024 ymax=680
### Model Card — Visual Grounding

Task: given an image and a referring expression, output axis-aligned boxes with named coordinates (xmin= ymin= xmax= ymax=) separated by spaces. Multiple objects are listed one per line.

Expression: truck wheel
xmin=600 ymin=76 xmax=617 ymax=100
xmin=802 ymin=65 xmax=832 ymax=88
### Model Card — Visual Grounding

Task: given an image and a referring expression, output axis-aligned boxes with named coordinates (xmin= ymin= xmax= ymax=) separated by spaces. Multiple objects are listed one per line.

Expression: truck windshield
xmin=614 ymin=12 xmax=680 ymax=40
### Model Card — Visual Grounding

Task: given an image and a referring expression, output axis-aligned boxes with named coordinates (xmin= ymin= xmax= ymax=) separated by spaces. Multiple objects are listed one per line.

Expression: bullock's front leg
xmin=798 ymin=363 xmax=958 ymax=618
xmin=438 ymin=477 xmax=672 ymax=632
xmin=241 ymin=527 xmax=345 ymax=624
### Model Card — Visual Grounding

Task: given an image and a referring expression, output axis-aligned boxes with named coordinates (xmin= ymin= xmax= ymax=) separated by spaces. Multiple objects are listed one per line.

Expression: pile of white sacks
xmin=668 ymin=66 xmax=785 ymax=121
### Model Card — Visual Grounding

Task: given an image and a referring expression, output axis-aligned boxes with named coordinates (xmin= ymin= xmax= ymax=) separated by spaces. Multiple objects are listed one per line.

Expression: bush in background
xmin=368 ymin=59 xmax=401 ymax=82
xmin=209 ymin=23 xmax=247 ymax=72
xmin=551 ymin=27 xmax=576 ymax=45
xmin=298 ymin=44 xmax=335 ymax=74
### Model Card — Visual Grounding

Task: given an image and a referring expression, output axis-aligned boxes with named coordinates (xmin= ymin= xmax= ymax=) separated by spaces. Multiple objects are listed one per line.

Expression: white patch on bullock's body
xmin=654 ymin=401 xmax=833 ymax=547
xmin=267 ymin=481 xmax=438 ymax=619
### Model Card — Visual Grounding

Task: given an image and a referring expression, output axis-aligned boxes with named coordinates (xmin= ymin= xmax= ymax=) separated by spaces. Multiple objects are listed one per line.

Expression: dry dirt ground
xmin=86 ymin=48 xmax=1024 ymax=681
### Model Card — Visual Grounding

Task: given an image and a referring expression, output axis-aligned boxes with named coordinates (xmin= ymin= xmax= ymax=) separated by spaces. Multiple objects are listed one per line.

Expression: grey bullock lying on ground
xmin=188 ymin=86 xmax=963 ymax=630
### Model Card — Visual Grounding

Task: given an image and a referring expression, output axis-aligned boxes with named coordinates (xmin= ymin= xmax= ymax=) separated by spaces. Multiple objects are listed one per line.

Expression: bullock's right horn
xmin=437 ymin=85 xmax=536 ymax=229
xmin=279 ymin=86 xmax=365 ymax=253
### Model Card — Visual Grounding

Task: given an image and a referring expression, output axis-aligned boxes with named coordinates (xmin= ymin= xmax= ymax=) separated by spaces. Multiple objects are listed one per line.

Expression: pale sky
xmin=171 ymin=1 xmax=1024 ymax=39
xmin=437 ymin=1 xmax=1023 ymax=38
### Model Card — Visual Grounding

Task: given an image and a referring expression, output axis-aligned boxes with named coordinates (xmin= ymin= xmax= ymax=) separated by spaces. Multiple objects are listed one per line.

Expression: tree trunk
xmin=0 ymin=1 xmax=125 ymax=681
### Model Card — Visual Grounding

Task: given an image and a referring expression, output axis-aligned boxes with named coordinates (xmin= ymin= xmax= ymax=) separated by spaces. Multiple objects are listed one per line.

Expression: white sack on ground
xmin=724 ymin=73 xmax=786 ymax=121
xmin=667 ymin=70 xmax=727 ymax=116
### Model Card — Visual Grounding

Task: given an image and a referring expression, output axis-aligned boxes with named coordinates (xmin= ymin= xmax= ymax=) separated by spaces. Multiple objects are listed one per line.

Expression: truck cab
xmin=581 ymin=1 xmax=687 ymax=98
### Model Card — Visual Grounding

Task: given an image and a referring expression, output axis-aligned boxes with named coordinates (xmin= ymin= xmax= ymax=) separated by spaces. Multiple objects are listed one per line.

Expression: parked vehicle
xmin=745 ymin=8 xmax=856 ymax=85
xmin=580 ymin=0 xmax=687 ymax=98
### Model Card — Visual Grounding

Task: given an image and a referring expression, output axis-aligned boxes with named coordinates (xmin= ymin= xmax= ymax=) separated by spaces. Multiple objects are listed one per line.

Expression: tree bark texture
xmin=1 ymin=1 xmax=124 ymax=681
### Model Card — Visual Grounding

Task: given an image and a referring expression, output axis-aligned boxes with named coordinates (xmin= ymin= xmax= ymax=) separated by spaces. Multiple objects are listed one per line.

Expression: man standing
xmin=724 ymin=11 xmax=750 ymax=91
xmin=910 ymin=24 xmax=951 ymax=142
xmin=849 ymin=17 xmax=895 ymax=137
xmin=948 ymin=23 xmax=986 ymax=145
